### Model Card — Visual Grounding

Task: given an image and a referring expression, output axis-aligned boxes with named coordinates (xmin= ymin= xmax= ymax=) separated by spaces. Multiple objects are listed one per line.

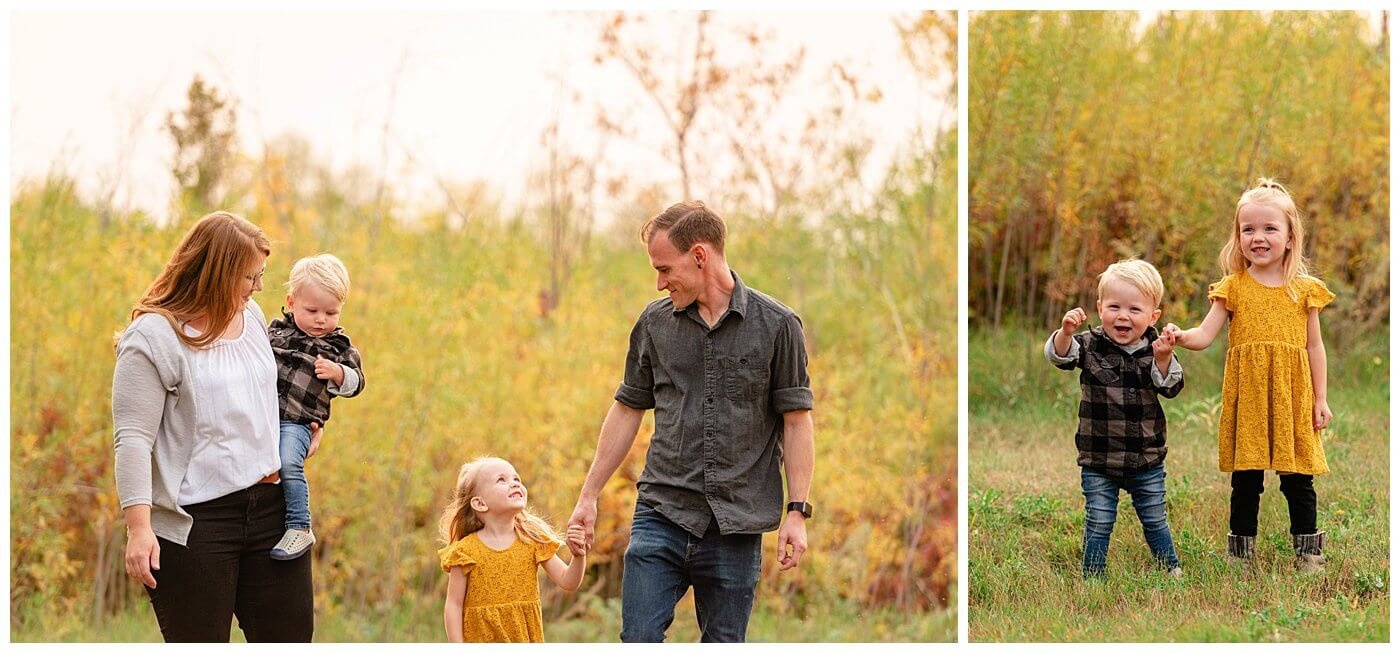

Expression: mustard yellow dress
xmin=438 ymin=532 xmax=561 ymax=643
xmin=1209 ymin=272 xmax=1334 ymax=475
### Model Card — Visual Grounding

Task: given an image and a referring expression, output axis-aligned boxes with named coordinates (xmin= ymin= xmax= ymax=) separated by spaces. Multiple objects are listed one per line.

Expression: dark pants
xmin=620 ymin=499 xmax=763 ymax=643
xmin=146 ymin=483 xmax=314 ymax=642
xmin=1080 ymin=463 xmax=1180 ymax=576
xmin=1229 ymin=470 xmax=1317 ymax=536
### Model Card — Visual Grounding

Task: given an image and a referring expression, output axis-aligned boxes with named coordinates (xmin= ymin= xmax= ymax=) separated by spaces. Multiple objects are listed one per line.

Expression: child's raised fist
xmin=1061 ymin=307 xmax=1088 ymax=333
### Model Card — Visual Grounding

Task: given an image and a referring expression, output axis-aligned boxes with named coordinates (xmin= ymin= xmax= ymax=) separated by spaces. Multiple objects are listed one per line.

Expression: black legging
xmin=146 ymin=483 xmax=314 ymax=642
xmin=1229 ymin=470 xmax=1317 ymax=537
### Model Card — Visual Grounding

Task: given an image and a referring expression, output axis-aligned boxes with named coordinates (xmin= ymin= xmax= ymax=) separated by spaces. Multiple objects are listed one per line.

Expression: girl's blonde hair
xmin=1218 ymin=178 xmax=1315 ymax=301
xmin=287 ymin=253 xmax=350 ymax=302
xmin=438 ymin=457 xmax=561 ymax=546
xmin=131 ymin=211 xmax=271 ymax=348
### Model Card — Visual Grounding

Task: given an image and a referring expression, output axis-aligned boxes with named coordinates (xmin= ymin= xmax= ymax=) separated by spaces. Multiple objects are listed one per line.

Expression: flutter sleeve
xmin=439 ymin=539 xmax=476 ymax=575
xmin=534 ymin=538 xmax=562 ymax=565
xmin=1304 ymin=278 xmax=1336 ymax=310
xmin=1207 ymin=275 xmax=1236 ymax=311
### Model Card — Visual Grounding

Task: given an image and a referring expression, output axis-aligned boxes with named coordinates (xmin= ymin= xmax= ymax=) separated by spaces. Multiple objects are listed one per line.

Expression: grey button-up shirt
xmin=615 ymin=270 xmax=813 ymax=537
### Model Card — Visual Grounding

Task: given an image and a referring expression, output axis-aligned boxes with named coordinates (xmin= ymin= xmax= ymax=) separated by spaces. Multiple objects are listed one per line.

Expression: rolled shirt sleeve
xmin=1045 ymin=331 xmax=1079 ymax=366
xmin=614 ymin=309 xmax=656 ymax=410
xmin=770 ymin=313 xmax=813 ymax=413
xmin=329 ymin=364 xmax=361 ymax=396
xmin=1150 ymin=355 xmax=1183 ymax=389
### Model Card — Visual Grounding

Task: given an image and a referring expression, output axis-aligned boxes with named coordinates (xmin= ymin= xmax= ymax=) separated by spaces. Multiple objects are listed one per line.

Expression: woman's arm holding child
xmin=1164 ymin=299 xmax=1229 ymax=351
xmin=542 ymin=525 xmax=589 ymax=592
xmin=1306 ymin=309 xmax=1332 ymax=430
xmin=443 ymin=567 xmax=468 ymax=643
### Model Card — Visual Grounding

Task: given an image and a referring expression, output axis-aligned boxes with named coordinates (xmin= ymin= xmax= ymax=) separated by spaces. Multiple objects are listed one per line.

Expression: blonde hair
xmin=1096 ymin=258 xmax=1164 ymax=308
xmin=130 ymin=211 xmax=271 ymax=349
xmin=438 ymin=457 xmax=561 ymax=546
xmin=1218 ymin=178 xmax=1314 ymax=302
xmin=286 ymin=253 xmax=350 ymax=302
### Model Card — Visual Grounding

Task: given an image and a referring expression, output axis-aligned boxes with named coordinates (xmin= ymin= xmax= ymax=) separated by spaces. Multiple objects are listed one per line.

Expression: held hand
xmin=1314 ymin=399 xmax=1333 ymax=430
xmin=567 ymin=498 xmax=598 ymax=551
xmin=314 ymin=355 xmax=345 ymax=385
xmin=776 ymin=514 xmax=808 ymax=571
xmin=566 ymin=524 xmax=589 ymax=557
xmin=306 ymin=422 xmax=323 ymax=458
xmin=1152 ymin=331 xmax=1176 ymax=357
xmin=124 ymin=526 xmax=161 ymax=589
xmin=1160 ymin=323 xmax=1182 ymax=342
xmin=1061 ymin=307 xmax=1088 ymax=334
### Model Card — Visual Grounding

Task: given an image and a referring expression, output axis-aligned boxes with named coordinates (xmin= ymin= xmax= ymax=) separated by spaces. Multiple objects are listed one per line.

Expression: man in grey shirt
xmin=568 ymin=201 xmax=816 ymax=642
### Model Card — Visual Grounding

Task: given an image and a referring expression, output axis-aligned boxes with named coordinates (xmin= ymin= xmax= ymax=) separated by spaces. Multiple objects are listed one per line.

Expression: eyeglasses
xmin=245 ymin=271 xmax=265 ymax=283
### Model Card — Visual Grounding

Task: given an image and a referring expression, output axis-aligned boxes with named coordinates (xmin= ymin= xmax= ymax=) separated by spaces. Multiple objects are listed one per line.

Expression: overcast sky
xmin=11 ymin=11 xmax=949 ymax=221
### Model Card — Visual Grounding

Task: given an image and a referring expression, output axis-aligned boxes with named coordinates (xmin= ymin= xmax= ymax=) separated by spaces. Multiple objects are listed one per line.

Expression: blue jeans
xmin=1081 ymin=463 xmax=1180 ymax=576
xmin=620 ymin=499 xmax=763 ymax=642
xmin=278 ymin=422 xmax=313 ymax=531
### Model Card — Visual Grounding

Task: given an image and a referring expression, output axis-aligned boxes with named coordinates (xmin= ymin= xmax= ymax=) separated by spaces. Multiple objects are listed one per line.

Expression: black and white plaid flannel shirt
xmin=268 ymin=308 xmax=364 ymax=425
xmin=1045 ymin=325 xmax=1183 ymax=475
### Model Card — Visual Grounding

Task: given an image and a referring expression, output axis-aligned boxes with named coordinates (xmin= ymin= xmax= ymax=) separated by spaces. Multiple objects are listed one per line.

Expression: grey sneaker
xmin=1166 ymin=566 xmax=1183 ymax=578
xmin=271 ymin=528 xmax=316 ymax=560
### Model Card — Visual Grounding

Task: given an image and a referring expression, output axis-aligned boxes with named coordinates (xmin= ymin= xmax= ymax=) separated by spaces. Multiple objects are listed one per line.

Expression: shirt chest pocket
xmin=723 ymin=355 xmax=770 ymax=402
xmin=1086 ymin=351 xmax=1123 ymax=385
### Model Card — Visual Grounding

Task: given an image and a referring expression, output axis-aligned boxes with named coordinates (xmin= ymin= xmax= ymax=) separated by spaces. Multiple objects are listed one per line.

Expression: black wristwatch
xmin=786 ymin=501 xmax=813 ymax=519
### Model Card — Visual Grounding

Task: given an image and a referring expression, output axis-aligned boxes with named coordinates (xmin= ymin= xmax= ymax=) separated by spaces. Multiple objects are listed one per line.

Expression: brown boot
xmin=1227 ymin=533 xmax=1255 ymax=567
xmin=1293 ymin=532 xmax=1325 ymax=573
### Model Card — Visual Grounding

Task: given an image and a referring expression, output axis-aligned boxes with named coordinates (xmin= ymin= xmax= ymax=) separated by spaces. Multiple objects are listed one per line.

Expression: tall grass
xmin=968 ymin=325 xmax=1389 ymax=642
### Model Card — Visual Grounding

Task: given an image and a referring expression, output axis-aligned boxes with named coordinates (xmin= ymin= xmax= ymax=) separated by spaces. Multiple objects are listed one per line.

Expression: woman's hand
xmin=124 ymin=524 xmax=161 ymax=589
xmin=306 ymin=422 xmax=323 ymax=458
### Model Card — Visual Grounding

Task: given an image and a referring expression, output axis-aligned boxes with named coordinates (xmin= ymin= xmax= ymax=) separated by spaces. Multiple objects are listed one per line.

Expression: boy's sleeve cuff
xmin=1044 ymin=332 xmax=1079 ymax=364
xmin=1151 ymin=355 xmax=1184 ymax=388
xmin=329 ymin=365 xmax=361 ymax=396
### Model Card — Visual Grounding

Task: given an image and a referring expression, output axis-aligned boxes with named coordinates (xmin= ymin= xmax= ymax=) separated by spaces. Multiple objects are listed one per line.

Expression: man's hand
xmin=306 ymin=422 xmax=323 ymax=458
xmin=567 ymin=497 xmax=598 ymax=551
xmin=776 ymin=514 xmax=807 ymax=571
xmin=314 ymin=355 xmax=345 ymax=385
xmin=1313 ymin=399 xmax=1333 ymax=430
xmin=566 ymin=523 xmax=589 ymax=557
xmin=1061 ymin=307 xmax=1088 ymax=334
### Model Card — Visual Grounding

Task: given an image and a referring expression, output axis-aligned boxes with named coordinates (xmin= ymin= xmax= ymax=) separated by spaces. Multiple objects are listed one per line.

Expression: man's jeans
xmin=1081 ymin=462 xmax=1180 ymax=577
xmin=278 ymin=422 xmax=313 ymax=531
xmin=620 ymin=499 xmax=763 ymax=642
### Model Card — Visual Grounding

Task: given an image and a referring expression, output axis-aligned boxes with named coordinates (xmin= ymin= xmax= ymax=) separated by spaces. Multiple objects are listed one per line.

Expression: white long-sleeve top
xmin=113 ymin=301 xmax=280 ymax=544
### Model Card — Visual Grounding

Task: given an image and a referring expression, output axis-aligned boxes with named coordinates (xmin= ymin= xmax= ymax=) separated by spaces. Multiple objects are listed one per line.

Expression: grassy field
xmin=968 ymin=326 xmax=1390 ymax=642
xmin=11 ymin=594 xmax=956 ymax=643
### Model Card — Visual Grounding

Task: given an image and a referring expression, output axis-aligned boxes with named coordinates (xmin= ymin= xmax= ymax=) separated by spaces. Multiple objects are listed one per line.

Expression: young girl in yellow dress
xmin=1165 ymin=179 xmax=1334 ymax=573
xmin=439 ymin=457 xmax=588 ymax=642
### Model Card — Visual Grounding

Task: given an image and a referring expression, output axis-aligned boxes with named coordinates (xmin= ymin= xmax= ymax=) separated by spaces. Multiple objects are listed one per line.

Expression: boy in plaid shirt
xmin=1044 ymin=258 xmax=1183 ymax=578
xmin=267 ymin=254 xmax=364 ymax=560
